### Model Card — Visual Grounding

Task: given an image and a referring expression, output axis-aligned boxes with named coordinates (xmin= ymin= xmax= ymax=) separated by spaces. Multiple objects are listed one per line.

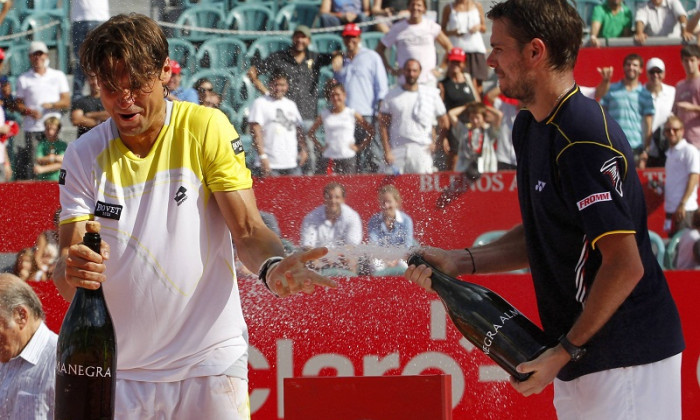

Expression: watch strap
xmin=559 ymin=335 xmax=586 ymax=362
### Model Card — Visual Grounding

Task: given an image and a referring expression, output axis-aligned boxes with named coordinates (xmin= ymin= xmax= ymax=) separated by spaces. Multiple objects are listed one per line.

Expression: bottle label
xmin=57 ymin=362 xmax=112 ymax=378
xmin=482 ymin=309 xmax=519 ymax=355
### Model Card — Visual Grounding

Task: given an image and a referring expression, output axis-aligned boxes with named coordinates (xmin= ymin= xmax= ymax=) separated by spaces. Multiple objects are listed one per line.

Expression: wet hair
xmin=487 ymin=0 xmax=583 ymax=72
xmin=378 ymin=184 xmax=402 ymax=207
xmin=80 ymin=13 xmax=169 ymax=94
xmin=680 ymin=44 xmax=700 ymax=59
xmin=0 ymin=273 xmax=45 ymax=321
xmin=323 ymin=181 xmax=346 ymax=198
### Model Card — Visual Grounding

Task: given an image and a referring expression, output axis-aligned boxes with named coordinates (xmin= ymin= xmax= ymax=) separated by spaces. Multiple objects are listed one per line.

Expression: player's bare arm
xmin=215 ymin=188 xmax=337 ymax=297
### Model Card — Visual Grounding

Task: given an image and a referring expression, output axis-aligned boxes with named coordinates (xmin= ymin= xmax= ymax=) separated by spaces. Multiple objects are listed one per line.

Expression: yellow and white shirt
xmin=59 ymin=100 xmax=252 ymax=382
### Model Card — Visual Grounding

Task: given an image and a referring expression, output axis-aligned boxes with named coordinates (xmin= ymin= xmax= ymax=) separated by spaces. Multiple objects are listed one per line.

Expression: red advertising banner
xmin=2 ymin=172 xmax=695 ymax=418
xmin=30 ymin=271 xmax=699 ymax=419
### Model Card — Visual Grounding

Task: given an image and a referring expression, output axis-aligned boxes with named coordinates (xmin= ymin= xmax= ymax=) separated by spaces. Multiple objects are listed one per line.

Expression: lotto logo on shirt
xmin=577 ymin=192 xmax=612 ymax=211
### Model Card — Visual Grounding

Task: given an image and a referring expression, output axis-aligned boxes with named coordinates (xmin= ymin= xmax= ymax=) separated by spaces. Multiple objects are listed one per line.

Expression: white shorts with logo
xmin=553 ymin=353 xmax=682 ymax=420
xmin=115 ymin=376 xmax=250 ymax=419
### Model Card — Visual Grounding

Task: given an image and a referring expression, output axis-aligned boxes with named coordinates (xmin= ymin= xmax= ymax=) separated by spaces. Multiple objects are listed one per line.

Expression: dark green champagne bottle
xmin=55 ymin=221 xmax=117 ymax=419
xmin=408 ymin=254 xmax=552 ymax=381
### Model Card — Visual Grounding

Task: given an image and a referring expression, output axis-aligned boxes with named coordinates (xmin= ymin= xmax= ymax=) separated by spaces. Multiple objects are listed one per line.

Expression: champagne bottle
xmin=408 ymin=254 xmax=553 ymax=381
xmin=55 ymin=221 xmax=117 ymax=420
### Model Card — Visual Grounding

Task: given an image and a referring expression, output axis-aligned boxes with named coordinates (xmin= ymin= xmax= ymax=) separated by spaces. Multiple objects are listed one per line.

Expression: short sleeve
xmin=381 ymin=22 xmax=401 ymax=48
xmin=556 ymin=143 xmax=636 ymax=247
xmin=635 ymin=7 xmax=648 ymax=24
xmin=59 ymin=142 xmax=96 ymax=224
xmin=201 ymin=109 xmax=252 ymax=192
xmin=248 ymin=97 xmax=265 ymax=125
xmin=591 ymin=5 xmax=605 ymax=23
xmin=640 ymin=89 xmax=655 ymax=116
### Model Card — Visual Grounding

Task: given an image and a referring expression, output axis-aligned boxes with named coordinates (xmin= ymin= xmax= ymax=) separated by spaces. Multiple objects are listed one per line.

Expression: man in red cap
xmin=332 ymin=23 xmax=389 ymax=173
xmin=166 ymin=60 xmax=198 ymax=103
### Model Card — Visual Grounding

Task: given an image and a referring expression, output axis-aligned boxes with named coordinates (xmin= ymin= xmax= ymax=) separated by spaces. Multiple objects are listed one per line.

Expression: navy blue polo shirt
xmin=513 ymin=86 xmax=684 ymax=381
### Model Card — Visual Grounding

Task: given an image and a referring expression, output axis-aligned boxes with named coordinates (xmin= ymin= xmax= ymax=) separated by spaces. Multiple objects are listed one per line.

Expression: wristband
xmin=464 ymin=247 xmax=476 ymax=274
xmin=259 ymin=153 xmax=268 ymax=160
xmin=258 ymin=256 xmax=283 ymax=291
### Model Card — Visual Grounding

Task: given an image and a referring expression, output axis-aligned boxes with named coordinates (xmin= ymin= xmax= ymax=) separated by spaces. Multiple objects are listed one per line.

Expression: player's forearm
xmin=469 ymin=224 xmax=529 ymax=274
xmin=235 ymin=227 xmax=286 ymax=276
xmin=565 ymin=234 xmax=642 ymax=347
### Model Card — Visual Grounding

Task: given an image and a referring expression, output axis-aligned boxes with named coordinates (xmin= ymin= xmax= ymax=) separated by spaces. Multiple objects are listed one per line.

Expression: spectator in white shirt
xmin=0 ymin=273 xmax=58 ymax=420
xmin=248 ymin=72 xmax=308 ymax=177
xmin=663 ymin=115 xmax=700 ymax=236
xmin=300 ymin=182 xmax=362 ymax=272
xmin=644 ymin=57 xmax=676 ymax=167
xmin=634 ymin=0 xmax=693 ymax=44
xmin=379 ymin=59 xmax=449 ymax=174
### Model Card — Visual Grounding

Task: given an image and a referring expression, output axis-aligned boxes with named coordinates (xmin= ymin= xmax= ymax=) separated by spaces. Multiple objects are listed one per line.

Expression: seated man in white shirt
xmin=300 ymin=182 xmax=363 ymax=272
xmin=0 ymin=273 xmax=58 ymax=420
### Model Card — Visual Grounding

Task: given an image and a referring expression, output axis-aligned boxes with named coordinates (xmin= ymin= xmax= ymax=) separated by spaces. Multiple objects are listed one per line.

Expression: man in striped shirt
xmin=0 ymin=273 xmax=57 ymax=420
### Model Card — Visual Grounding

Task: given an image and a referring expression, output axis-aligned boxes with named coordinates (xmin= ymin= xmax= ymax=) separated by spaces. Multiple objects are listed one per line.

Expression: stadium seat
xmin=664 ymin=229 xmax=688 ymax=270
xmin=310 ymin=33 xmax=344 ymax=54
xmin=648 ymin=230 xmax=666 ymax=268
xmin=196 ymin=37 xmax=247 ymax=73
xmin=188 ymin=68 xmax=237 ymax=102
xmin=217 ymin=102 xmax=236 ymax=124
xmin=13 ymin=0 xmax=66 ymax=19
xmin=19 ymin=12 xmax=68 ymax=72
xmin=575 ymin=0 xmax=602 ymax=29
xmin=274 ymin=2 xmax=320 ymax=30
xmin=167 ymin=38 xmax=198 ymax=77
xmin=172 ymin=5 xmax=225 ymax=44
xmin=0 ymin=12 xmax=20 ymax=50
xmin=5 ymin=42 xmax=31 ymax=78
xmin=180 ymin=0 xmax=227 ymax=11
xmin=472 ymin=230 xmax=507 ymax=247
xmin=226 ymin=73 xmax=261 ymax=113
xmin=360 ymin=31 xmax=386 ymax=50
xmin=244 ymin=36 xmax=292 ymax=66
xmin=225 ymin=4 xmax=274 ymax=42
xmin=316 ymin=66 xmax=335 ymax=113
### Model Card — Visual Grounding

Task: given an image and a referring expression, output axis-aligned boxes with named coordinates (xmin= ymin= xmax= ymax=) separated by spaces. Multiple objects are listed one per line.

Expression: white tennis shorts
xmin=115 ymin=375 xmax=250 ymax=419
xmin=553 ymin=353 xmax=682 ymax=420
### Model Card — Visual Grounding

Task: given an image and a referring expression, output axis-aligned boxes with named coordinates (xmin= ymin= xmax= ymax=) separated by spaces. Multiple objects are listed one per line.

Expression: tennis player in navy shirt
xmin=405 ymin=1 xmax=685 ymax=418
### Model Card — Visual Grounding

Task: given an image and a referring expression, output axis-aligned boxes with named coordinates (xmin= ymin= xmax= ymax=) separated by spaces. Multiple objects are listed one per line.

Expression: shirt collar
xmin=17 ymin=322 xmax=51 ymax=366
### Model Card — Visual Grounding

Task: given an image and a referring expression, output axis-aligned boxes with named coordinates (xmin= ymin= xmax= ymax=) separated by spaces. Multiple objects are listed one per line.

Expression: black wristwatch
xmin=559 ymin=335 xmax=587 ymax=362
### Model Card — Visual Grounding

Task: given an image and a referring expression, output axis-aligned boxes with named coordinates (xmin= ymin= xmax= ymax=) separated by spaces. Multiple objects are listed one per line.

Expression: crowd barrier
xmin=1 ymin=171 xmax=697 ymax=418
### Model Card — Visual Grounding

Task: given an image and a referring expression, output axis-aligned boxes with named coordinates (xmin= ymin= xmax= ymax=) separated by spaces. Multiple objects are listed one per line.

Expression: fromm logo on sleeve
xmin=577 ymin=192 xmax=612 ymax=211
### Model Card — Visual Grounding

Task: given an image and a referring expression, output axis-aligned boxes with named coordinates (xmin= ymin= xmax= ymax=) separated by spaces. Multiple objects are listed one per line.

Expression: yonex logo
xmin=174 ymin=186 xmax=188 ymax=206
xmin=535 ymin=180 xmax=546 ymax=192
